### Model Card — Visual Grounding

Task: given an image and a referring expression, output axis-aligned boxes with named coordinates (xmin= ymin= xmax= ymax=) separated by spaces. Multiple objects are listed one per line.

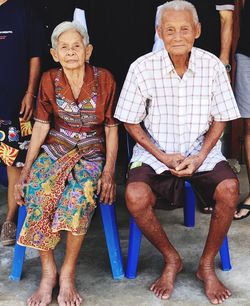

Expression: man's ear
xmin=50 ymin=48 xmax=59 ymax=63
xmin=156 ymin=25 xmax=163 ymax=40
xmin=194 ymin=22 xmax=201 ymax=39
xmin=85 ymin=44 xmax=93 ymax=62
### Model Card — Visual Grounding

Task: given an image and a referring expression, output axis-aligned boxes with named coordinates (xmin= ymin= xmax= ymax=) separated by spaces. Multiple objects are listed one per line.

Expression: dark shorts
xmin=0 ymin=116 xmax=32 ymax=167
xmin=126 ymin=161 xmax=238 ymax=209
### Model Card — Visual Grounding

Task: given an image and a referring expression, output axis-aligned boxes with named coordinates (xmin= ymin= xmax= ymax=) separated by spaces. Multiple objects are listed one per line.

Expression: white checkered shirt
xmin=114 ymin=48 xmax=241 ymax=174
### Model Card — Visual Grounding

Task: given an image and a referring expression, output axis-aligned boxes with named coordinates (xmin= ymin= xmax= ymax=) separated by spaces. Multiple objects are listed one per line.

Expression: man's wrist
xmin=224 ymin=63 xmax=232 ymax=73
xmin=196 ymin=152 xmax=206 ymax=163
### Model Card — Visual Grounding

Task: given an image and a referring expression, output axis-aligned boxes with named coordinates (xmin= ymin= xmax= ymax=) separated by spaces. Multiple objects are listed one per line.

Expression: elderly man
xmin=115 ymin=0 xmax=240 ymax=304
xmin=153 ymin=0 xmax=235 ymax=214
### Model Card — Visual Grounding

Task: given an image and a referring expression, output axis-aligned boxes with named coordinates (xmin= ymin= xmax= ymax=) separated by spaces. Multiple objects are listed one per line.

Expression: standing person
xmin=0 ymin=0 xmax=41 ymax=246
xmin=153 ymin=0 xmax=235 ymax=214
xmin=115 ymin=1 xmax=240 ymax=304
xmin=234 ymin=0 xmax=250 ymax=220
xmin=14 ymin=21 xmax=118 ymax=306
xmin=30 ymin=0 xmax=87 ymax=72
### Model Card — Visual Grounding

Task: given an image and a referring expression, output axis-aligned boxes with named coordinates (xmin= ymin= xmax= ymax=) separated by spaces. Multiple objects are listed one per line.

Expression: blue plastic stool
xmin=10 ymin=202 xmax=124 ymax=281
xmin=125 ymin=182 xmax=232 ymax=279
xmin=99 ymin=203 xmax=124 ymax=279
xmin=184 ymin=181 xmax=196 ymax=227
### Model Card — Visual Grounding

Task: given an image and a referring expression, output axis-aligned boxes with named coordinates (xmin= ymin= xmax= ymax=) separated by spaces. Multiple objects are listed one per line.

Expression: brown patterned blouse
xmin=34 ymin=64 xmax=118 ymax=161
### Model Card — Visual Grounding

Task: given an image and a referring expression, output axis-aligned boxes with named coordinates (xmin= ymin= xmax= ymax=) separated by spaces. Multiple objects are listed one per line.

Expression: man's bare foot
xmin=27 ymin=273 xmax=57 ymax=306
xmin=196 ymin=265 xmax=231 ymax=304
xmin=58 ymin=275 xmax=83 ymax=306
xmin=150 ymin=256 xmax=183 ymax=300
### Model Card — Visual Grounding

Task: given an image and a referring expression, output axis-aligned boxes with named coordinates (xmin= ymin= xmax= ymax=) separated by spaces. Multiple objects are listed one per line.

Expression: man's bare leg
xmin=57 ymin=233 xmax=84 ymax=306
xmin=27 ymin=250 xmax=57 ymax=306
xmin=234 ymin=118 xmax=250 ymax=219
xmin=197 ymin=179 xmax=239 ymax=304
xmin=126 ymin=182 xmax=182 ymax=300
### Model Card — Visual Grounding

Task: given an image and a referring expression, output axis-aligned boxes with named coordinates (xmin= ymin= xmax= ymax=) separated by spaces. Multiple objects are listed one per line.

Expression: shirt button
xmin=45 ymin=25 xmax=49 ymax=29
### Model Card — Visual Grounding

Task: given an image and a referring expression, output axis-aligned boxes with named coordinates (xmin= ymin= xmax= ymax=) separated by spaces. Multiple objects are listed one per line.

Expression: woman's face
xmin=50 ymin=29 xmax=92 ymax=71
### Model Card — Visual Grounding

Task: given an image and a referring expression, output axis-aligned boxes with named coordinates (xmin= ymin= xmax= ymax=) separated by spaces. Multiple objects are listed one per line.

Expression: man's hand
xmin=161 ymin=153 xmax=185 ymax=169
xmin=97 ymin=170 xmax=116 ymax=205
xmin=20 ymin=93 xmax=34 ymax=121
xmin=170 ymin=154 xmax=204 ymax=177
xmin=14 ymin=167 xmax=30 ymax=206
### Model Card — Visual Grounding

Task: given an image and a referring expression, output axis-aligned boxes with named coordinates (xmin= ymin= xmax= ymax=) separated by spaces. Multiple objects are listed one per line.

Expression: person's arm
xmin=20 ymin=57 xmax=41 ymax=121
xmin=14 ymin=121 xmax=50 ymax=205
xmin=171 ymin=121 xmax=226 ymax=177
xmin=219 ymin=10 xmax=234 ymax=65
xmin=124 ymin=123 xmax=185 ymax=169
xmin=97 ymin=126 xmax=118 ymax=204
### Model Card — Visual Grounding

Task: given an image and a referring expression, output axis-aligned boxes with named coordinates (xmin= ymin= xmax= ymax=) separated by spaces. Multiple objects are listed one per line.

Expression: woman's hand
xmin=97 ymin=170 xmax=116 ymax=205
xmin=14 ymin=167 xmax=30 ymax=206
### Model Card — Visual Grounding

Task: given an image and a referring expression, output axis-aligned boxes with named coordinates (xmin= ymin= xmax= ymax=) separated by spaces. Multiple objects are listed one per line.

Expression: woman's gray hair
xmin=51 ymin=21 xmax=89 ymax=49
xmin=157 ymin=0 xmax=199 ymax=26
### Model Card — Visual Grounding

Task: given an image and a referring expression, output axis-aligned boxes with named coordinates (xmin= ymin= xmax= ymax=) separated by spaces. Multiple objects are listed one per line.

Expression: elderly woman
xmin=14 ymin=21 xmax=118 ymax=306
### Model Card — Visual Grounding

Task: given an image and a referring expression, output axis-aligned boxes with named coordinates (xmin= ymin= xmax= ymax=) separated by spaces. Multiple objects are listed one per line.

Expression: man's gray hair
xmin=157 ymin=0 xmax=199 ymax=26
xmin=51 ymin=21 xmax=89 ymax=49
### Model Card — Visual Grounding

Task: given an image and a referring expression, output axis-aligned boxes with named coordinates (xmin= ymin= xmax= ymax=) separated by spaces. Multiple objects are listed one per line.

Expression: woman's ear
xmin=85 ymin=44 xmax=93 ymax=62
xmin=50 ymin=48 xmax=60 ymax=63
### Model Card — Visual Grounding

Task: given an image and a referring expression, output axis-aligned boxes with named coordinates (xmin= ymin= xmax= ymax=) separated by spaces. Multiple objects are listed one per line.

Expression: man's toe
xmin=161 ymin=289 xmax=171 ymax=300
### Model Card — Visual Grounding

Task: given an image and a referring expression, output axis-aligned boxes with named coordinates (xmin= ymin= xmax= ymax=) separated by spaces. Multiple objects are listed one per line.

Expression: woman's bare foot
xmin=196 ymin=264 xmax=231 ymax=304
xmin=58 ymin=275 xmax=83 ymax=306
xmin=27 ymin=273 xmax=57 ymax=306
xmin=150 ymin=256 xmax=183 ymax=300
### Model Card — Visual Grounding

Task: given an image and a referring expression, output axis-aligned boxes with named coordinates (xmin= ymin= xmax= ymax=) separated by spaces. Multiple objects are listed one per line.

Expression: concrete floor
xmin=0 ymin=165 xmax=250 ymax=306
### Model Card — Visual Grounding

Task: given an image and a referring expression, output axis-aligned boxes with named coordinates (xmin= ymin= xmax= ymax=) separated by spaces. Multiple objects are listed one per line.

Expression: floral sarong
xmin=18 ymin=148 xmax=103 ymax=251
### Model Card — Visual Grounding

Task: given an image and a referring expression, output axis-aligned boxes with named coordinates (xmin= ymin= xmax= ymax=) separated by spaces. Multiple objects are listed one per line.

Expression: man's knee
xmin=125 ymin=182 xmax=155 ymax=216
xmin=214 ymin=179 xmax=239 ymax=209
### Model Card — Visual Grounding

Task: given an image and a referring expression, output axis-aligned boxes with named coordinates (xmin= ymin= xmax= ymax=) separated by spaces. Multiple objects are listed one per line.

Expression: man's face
xmin=157 ymin=9 xmax=200 ymax=57
xmin=50 ymin=29 xmax=92 ymax=70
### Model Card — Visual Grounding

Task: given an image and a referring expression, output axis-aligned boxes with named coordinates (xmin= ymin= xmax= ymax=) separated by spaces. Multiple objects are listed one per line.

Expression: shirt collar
xmin=162 ymin=47 xmax=196 ymax=75
xmin=56 ymin=63 xmax=94 ymax=103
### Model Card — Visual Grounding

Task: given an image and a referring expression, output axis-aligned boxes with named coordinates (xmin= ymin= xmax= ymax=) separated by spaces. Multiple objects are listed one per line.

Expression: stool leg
xmin=99 ymin=202 xmax=124 ymax=280
xmin=9 ymin=206 xmax=27 ymax=281
xmin=184 ymin=181 xmax=195 ymax=227
xmin=219 ymin=236 xmax=232 ymax=271
xmin=126 ymin=216 xmax=142 ymax=279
